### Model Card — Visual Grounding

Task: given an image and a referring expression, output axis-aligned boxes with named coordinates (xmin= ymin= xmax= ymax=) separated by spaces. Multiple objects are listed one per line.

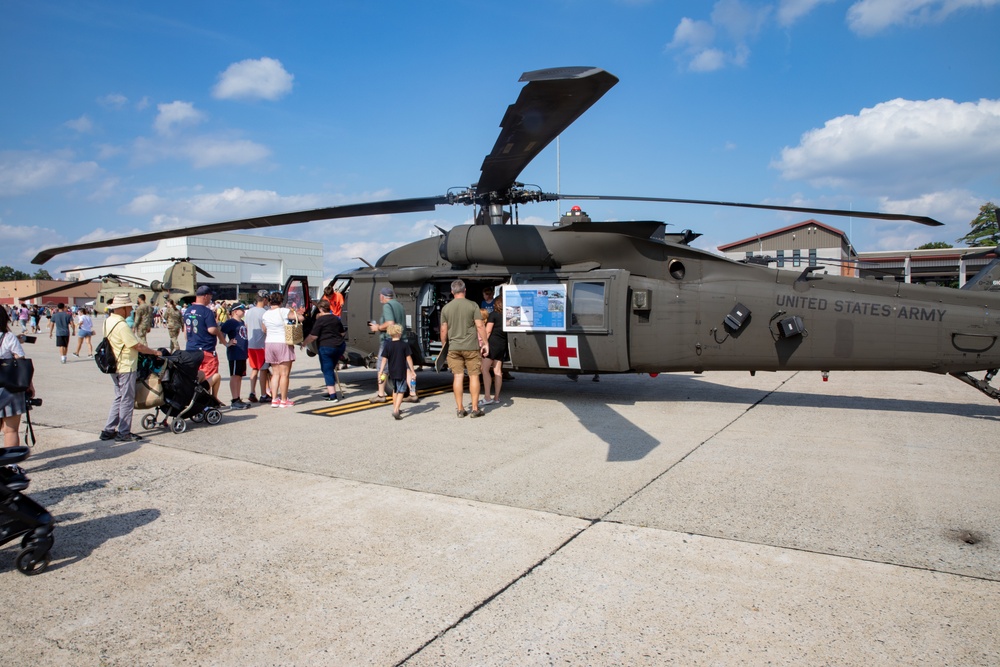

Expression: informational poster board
xmin=501 ymin=284 xmax=567 ymax=332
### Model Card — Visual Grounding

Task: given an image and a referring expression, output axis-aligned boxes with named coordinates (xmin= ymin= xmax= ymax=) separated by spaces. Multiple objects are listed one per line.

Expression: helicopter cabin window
xmin=792 ymin=249 xmax=801 ymax=267
xmin=570 ymin=281 xmax=606 ymax=329
xmin=777 ymin=250 xmax=785 ymax=267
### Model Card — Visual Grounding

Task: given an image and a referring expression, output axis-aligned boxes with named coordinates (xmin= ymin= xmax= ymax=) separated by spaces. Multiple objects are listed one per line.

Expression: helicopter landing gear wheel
xmin=171 ymin=418 xmax=187 ymax=434
xmin=205 ymin=409 xmax=222 ymax=425
xmin=141 ymin=414 xmax=156 ymax=430
xmin=15 ymin=548 xmax=50 ymax=575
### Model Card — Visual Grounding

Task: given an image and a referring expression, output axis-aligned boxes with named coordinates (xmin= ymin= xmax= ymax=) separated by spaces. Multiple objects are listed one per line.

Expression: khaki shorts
xmin=447 ymin=349 xmax=482 ymax=375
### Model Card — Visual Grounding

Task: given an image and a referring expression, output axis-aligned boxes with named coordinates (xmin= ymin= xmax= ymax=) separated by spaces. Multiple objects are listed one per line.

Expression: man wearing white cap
xmin=100 ymin=294 xmax=162 ymax=442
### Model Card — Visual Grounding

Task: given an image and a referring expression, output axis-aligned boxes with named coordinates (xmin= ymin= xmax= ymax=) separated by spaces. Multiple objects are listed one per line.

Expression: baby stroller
xmin=1 ymin=447 xmax=55 ymax=575
xmin=140 ymin=350 xmax=224 ymax=434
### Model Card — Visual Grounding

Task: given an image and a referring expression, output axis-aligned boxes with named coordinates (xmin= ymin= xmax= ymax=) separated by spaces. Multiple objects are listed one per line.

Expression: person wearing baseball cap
xmin=220 ymin=303 xmax=250 ymax=409
xmin=367 ymin=286 xmax=416 ymax=403
xmin=183 ymin=285 xmax=225 ymax=399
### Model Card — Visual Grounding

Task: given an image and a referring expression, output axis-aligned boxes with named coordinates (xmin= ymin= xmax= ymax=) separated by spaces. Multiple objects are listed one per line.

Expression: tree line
xmin=0 ymin=267 xmax=53 ymax=281
xmin=918 ymin=201 xmax=998 ymax=250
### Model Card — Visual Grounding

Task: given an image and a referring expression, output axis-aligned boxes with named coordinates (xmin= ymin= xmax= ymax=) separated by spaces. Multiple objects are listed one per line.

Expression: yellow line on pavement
xmin=307 ymin=380 xmax=462 ymax=417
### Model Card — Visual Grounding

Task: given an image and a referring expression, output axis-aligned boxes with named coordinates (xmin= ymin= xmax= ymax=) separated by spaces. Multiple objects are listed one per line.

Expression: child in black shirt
xmin=379 ymin=323 xmax=416 ymax=420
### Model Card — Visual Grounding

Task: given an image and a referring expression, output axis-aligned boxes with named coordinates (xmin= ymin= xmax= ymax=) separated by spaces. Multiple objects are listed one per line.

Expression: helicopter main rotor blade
xmin=556 ymin=194 xmax=944 ymax=227
xmin=21 ymin=277 xmax=100 ymax=300
xmin=475 ymin=67 xmax=619 ymax=198
xmin=32 ymin=196 xmax=451 ymax=265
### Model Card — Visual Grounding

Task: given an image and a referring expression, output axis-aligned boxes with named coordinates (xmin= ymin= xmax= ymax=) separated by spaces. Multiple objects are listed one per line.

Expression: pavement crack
xmin=395 ymin=520 xmax=597 ymax=667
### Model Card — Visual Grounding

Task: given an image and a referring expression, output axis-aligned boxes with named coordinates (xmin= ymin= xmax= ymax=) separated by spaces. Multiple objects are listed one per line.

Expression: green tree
xmin=0 ymin=266 xmax=30 ymax=281
xmin=916 ymin=241 xmax=953 ymax=250
xmin=31 ymin=269 xmax=53 ymax=280
xmin=957 ymin=202 xmax=999 ymax=247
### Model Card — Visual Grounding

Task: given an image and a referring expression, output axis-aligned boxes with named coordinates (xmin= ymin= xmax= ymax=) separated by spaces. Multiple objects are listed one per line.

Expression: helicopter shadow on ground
xmin=511 ymin=372 xmax=1000 ymax=463
xmin=0 ymin=508 xmax=161 ymax=574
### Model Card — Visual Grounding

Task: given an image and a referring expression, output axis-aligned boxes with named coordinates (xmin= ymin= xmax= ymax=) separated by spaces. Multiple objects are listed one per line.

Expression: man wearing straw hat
xmin=99 ymin=294 xmax=162 ymax=443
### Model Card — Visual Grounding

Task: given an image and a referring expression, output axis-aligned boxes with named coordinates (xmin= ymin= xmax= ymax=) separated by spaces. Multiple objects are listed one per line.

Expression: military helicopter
xmin=24 ymin=258 xmax=212 ymax=312
xmin=30 ymin=66 xmax=1000 ymax=403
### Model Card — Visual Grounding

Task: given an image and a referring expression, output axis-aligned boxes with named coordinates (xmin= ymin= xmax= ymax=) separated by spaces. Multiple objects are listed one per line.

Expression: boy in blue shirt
xmin=220 ymin=303 xmax=250 ymax=410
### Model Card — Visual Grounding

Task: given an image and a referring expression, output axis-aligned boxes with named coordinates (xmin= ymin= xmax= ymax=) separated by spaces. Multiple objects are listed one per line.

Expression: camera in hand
xmin=20 ymin=335 xmax=36 ymax=344
xmin=26 ymin=397 xmax=42 ymax=407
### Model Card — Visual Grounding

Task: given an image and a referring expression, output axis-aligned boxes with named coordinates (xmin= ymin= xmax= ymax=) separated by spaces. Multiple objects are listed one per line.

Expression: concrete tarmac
xmin=2 ymin=325 xmax=999 ymax=665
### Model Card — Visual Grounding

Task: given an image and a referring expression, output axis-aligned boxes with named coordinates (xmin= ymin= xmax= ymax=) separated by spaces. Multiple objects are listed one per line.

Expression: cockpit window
xmin=570 ymin=281 xmax=605 ymax=328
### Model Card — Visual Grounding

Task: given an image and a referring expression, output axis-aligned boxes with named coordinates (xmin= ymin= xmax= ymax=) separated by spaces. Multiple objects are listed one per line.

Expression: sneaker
xmin=270 ymin=400 xmax=282 ymax=409
xmin=60 ymin=357 xmax=66 ymax=364
xmin=280 ymin=400 xmax=295 ymax=408
xmin=325 ymin=394 xmax=339 ymax=402
xmin=259 ymin=395 xmax=273 ymax=404
xmin=230 ymin=399 xmax=250 ymax=410
xmin=248 ymin=393 xmax=258 ymax=403
xmin=115 ymin=433 xmax=143 ymax=442
xmin=369 ymin=395 xmax=389 ymax=404
xmin=480 ymin=398 xmax=494 ymax=406
xmin=99 ymin=430 xmax=117 ymax=441
xmin=402 ymin=395 xmax=418 ymax=403
xmin=392 ymin=411 xmax=402 ymax=421
xmin=470 ymin=409 xmax=485 ymax=418
xmin=72 ymin=352 xmax=79 ymax=358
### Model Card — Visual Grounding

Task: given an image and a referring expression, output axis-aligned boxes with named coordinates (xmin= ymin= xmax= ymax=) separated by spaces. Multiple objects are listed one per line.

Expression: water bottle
xmin=409 ymin=378 xmax=417 ymax=395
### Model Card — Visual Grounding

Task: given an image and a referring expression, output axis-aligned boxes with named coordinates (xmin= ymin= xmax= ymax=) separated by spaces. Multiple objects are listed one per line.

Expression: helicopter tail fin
xmin=961 ymin=257 xmax=1000 ymax=292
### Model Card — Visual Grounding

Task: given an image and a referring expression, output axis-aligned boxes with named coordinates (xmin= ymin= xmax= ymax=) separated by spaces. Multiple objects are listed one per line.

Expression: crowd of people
xmin=1 ymin=277 xmax=520 ymax=447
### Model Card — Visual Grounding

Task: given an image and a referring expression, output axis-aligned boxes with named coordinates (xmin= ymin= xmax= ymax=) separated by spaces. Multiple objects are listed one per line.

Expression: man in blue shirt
xmin=220 ymin=303 xmax=250 ymax=410
xmin=183 ymin=285 xmax=224 ymax=400
xmin=48 ymin=302 xmax=76 ymax=364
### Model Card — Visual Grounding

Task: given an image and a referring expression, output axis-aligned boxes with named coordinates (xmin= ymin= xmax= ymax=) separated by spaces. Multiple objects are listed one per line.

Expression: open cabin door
xmin=281 ymin=276 xmax=311 ymax=322
xmin=505 ymin=269 xmax=630 ymax=373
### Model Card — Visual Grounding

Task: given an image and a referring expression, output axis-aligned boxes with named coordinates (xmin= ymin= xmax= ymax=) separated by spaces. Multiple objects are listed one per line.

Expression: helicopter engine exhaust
xmin=440 ymin=225 xmax=557 ymax=267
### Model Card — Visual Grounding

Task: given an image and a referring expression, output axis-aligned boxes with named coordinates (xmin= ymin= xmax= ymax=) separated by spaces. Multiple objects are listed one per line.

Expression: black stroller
xmin=140 ymin=350 xmax=224 ymax=434
xmin=1 ymin=447 xmax=54 ymax=575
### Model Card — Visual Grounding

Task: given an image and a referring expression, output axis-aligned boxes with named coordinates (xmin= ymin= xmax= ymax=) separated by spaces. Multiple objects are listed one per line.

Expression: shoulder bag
xmin=0 ymin=333 xmax=33 ymax=393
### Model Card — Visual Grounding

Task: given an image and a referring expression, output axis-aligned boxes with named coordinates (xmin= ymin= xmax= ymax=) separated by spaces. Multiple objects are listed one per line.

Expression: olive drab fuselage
xmin=284 ymin=222 xmax=1000 ymax=402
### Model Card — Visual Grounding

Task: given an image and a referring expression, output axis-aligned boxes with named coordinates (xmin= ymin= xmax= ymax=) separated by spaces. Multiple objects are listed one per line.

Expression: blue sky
xmin=2 ymin=0 xmax=998 ymax=277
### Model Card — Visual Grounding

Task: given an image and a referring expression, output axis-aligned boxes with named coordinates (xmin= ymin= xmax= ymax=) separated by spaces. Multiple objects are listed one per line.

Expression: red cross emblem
xmin=546 ymin=335 xmax=580 ymax=369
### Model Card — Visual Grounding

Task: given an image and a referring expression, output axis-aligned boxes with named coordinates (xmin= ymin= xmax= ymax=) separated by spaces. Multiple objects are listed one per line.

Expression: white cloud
xmin=65 ymin=115 xmax=94 ymax=133
xmin=133 ymin=135 xmax=270 ymax=168
xmin=0 ymin=222 xmax=53 ymax=242
xmin=153 ymin=101 xmax=205 ymax=135
xmin=875 ymin=189 xmax=986 ymax=239
xmin=0 ymin=150 xmax=100 ymax=196
xmin=847 ymin=0 xmax=1000 ymax=35
xmin=184 ymin=138 xmax=270 ymax=168
xmin=667 ymin=0 xmax=770 ymax=71
xmin=778 ymin=0 xmax=837 ymax=25
xmin=212 ymin=57 xmax=294 ymax=101
xmin=774 ymin=97 xmax=1000 ymax=196
xmin=128 ymin=187 xmax=325 ymax=228
xmin=122 ymin=193 xmax=167 ymax=215
xmin=711 ymin=0 xmax=771 ymax=40
xmin=669 ymin=17 xmax=715 ymax=51
xmin=98 ymin=93 xmax=128 ymax=109
xmin=96 ymin=143 xmax=125 ymax=160
xmin=690 ymin=49 xmax=728 ymax=72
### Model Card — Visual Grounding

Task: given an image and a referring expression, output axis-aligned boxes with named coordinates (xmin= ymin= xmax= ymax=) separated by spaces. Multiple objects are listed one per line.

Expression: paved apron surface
xmin=3 ymin=325 xmax=998 ymax=665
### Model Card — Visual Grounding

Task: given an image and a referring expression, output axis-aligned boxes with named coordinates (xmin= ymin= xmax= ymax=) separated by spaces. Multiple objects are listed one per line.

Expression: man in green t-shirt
xmin=440 ymin=279 xmax=488 ymax=418
xmin=368 ymin=287 xmax=407 ymax=402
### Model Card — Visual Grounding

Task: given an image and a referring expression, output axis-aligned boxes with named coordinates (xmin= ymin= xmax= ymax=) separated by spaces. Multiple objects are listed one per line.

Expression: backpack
xmin=95 ymin=321 xmax=123 ymax=374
